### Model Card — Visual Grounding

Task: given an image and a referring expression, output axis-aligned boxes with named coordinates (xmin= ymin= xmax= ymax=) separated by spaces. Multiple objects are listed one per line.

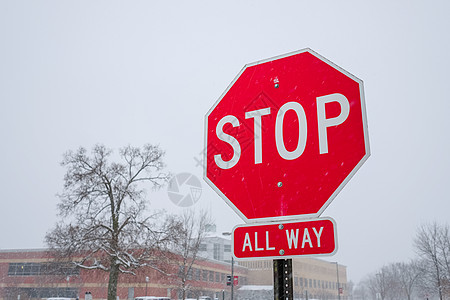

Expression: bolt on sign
xmin=204 ymin=48 xmax=370 ymax=223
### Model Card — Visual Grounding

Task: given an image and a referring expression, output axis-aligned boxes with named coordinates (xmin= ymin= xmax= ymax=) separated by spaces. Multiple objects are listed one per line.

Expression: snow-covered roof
xmin=0 ymin=248 xmax=48 ymax=253
xmin=203 ymin=232 xmax=231 ymax=240
xmin=238 ymin=285 xmax=273 ymax=291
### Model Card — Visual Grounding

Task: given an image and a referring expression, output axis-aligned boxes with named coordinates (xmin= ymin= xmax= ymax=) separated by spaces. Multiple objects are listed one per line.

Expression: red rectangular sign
xmin=232 ymin=218 xmax=337 ymax=259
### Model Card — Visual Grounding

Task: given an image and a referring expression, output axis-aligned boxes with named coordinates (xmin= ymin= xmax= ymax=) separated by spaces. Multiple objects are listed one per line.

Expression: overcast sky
xmin=1 ymin=1 xmax=449 ymax=283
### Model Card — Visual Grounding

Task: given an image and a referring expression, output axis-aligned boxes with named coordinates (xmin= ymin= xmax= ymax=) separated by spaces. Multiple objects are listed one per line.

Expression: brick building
xmin=0 ymin=249 xmax=247 ymax=300
xmin=1 ymin=236 xmax=347 ymax=300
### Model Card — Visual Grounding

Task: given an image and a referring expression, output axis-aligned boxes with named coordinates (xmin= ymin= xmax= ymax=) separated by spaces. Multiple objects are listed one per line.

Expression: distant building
xmin=0 ymin=249 xmax=247 ymax=300
xmin=200 ymin=233 xmax=348 ymax=300
xmin=238 ymin=258 xmax=347 ymax=300
xmin=198 ymin=233 xmax=232 ymax=263
xmin=1 ymin=235 xmax=347 ymax=300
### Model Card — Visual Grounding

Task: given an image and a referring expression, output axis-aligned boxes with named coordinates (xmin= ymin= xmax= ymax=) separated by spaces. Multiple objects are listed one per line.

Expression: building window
xmin=187 ymin=267 xmax=193 ymax=280
xmin=202 ymin=270 xmax=208 ymax=281
xmin=224 ymin=245 xmax=231 ymax=252
xmin=194 ymin=268 xmax=201 ymax=281
xmin=213 ymin=244 xmax=221 ymax=260
xmin=199 ymin=244 xmax=207 ymax=251
xmin=178 ymin=265 xmax=185 ymax=277
xmin=5 ymin=287 xmax=77 ymax=298
xmin=209 ymin=271 xmax=214 ymax=282
xmin=8 ymin=263 xmax=79 ymax=276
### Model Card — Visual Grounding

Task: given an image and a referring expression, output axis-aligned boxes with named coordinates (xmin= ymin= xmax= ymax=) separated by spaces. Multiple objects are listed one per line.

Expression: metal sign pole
xmin=231 ymin=256 xmax=234 ymax=300
xmin=273 ymin=259 xmax=293 ymax=300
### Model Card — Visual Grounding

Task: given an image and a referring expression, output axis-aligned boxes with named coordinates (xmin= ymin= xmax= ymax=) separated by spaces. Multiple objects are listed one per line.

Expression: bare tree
xmin=45 ymin=144 xmax=172 ymax=300
xmin=353 ymin=279 xmax=371 ymax=300
xmin=168 ymin=209 xmax=212 ymax=300
xmin=437 ymin=224 xmax=450 ymax=286
xmin=384 ymin=261 xmax=422 ymax=300
xmin=366 ymin=269 xmax=387 ymax=300
xmin=365 ymin=261 xmax=423 ymax=300
xmin=414 ymin=222 xmax=450 ymax=300
xmin=365 ymin=265 xmax=400 ymax=300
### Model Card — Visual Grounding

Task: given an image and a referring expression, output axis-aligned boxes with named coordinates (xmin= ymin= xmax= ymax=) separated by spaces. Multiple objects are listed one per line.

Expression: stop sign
xmin=204 ymin=49 xmax=370 ymax=222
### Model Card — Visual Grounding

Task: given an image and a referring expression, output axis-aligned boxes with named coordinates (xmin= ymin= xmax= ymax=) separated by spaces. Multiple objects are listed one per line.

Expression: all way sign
xmin=232 ymin=218 xmax=337 ymax=259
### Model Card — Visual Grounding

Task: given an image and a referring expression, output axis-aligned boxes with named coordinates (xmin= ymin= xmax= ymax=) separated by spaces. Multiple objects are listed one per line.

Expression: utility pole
xmin=334 ymin=262 xmax=340 ymax=300
xmin=231 ymin=256 xmax=234 ymax=300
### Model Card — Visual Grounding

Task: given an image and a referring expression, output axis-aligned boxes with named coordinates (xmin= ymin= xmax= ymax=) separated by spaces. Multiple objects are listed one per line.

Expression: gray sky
xmin=1 ymin=1 xmax=449 ymax=283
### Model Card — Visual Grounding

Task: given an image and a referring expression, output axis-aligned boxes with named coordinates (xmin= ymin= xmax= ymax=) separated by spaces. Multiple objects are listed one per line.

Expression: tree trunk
xmin=108 ymin=259 xmax=120 ymax=300
xmin=181 ymin=279 xmax=186 ymax=300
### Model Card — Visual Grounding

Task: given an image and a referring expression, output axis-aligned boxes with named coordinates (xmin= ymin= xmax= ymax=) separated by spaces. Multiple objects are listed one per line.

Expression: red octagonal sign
xmin=204 ymin=49 xmax=370 ymax=222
